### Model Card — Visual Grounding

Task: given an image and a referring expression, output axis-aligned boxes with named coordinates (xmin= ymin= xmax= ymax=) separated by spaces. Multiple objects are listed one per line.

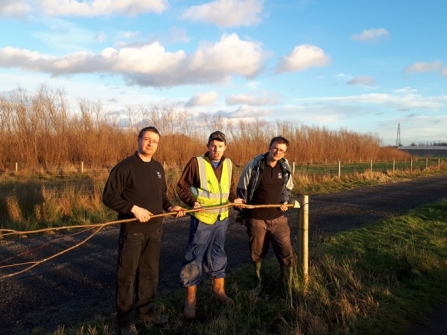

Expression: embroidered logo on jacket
xmin=278 ymin=173 xmax=282 ymax=179
xmin=157 ymin=171 xmax=162 ymax=178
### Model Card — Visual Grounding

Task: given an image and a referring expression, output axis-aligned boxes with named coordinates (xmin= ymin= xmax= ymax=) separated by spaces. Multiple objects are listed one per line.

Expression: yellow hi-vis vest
xmin=190 ymin=155 xmax=232 ymax=224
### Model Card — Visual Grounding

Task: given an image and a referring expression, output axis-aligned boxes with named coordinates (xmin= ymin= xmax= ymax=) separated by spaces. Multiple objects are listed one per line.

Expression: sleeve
xmin=281 ymin=159 xmax=294 ymax=204
xmin=160 ymin=167 xmax=174 ymax=212
xmin=236 ymin=159 xmax=254 ymax=201
xmin=228 ymin=161 xmax=238 ymax=202
xmin=176 ymin=157 xmax=200 ymax=207
xmin=102 ymin=163 xmax=134 ymax=214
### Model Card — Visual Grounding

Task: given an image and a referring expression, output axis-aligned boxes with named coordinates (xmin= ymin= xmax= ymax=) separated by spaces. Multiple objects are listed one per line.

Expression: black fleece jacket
xmin=102 ymin=152 xmax=173 ymax=233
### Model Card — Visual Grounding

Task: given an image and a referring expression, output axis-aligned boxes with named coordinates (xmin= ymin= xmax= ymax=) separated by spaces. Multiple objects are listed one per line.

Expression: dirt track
xmin=1 ymin=175 xmax=447 ymax=335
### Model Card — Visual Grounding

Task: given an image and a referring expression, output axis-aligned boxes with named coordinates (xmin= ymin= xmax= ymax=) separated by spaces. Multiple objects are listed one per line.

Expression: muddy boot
xmin=184 ymin=285 xmax=197 ymax=319
xmin=249 ymin=261 xmax=262 ymax=295
xmin=212 ymin=277 xmax=234 ymax=305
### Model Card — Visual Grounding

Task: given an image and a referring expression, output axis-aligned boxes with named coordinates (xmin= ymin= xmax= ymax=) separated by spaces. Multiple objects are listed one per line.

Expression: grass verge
xmin=47 ymin=198 xmax=447 ymax=335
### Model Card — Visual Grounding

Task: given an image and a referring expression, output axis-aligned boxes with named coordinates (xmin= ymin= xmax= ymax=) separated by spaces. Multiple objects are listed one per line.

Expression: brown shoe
xmin=212 ymin=277 xmax=234 ymax=305
xmin=184 ymin=285 xmax=197 ymax=319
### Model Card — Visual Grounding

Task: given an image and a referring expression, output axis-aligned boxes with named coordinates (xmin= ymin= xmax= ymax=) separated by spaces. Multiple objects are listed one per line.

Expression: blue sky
xmin=1 ymin=0 xmax=446 ymax=146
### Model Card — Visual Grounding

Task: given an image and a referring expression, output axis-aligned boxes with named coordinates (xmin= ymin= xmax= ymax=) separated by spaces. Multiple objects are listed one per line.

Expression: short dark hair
xmin=138 ymin=126 xmax=160 ymax=139
xmin=269 ymin=136 xmax=289 ymax=149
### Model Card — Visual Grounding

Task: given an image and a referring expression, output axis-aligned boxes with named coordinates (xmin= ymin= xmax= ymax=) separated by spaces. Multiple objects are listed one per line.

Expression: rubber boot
xmin=184 ymin=285 xmax=197 ymax=319
xmin=249 ymin=261 xmax=262 ymax=295
xmin=281 ymin=265 xmax=294 ymax=302
xmin=212 ymin=277 xmax=234 ymax=305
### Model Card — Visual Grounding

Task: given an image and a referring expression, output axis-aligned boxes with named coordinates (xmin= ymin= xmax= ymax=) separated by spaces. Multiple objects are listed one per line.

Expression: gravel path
xmin=1 ymin=175 xmax=446 ymax=335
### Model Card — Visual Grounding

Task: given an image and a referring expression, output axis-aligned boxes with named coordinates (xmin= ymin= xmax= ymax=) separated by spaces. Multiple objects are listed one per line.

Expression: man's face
xmin=268 ymin=141 xmax=287 ymax=162
xmin=138 ymin=130 xmax=160 ymax=158
xmin=207 ymin=139 xmax=227 ymax=162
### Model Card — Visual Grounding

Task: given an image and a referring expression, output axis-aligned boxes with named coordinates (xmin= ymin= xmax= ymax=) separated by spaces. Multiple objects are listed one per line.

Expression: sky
xmin=0 ymin=0 xmax=446 ymax=146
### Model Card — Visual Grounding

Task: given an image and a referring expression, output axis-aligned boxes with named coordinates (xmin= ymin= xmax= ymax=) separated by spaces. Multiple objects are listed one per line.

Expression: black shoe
xmin=121 ymin=324 xmax=138 ymax=335
xmin=139 ymin=312 xmax=169 ymax=326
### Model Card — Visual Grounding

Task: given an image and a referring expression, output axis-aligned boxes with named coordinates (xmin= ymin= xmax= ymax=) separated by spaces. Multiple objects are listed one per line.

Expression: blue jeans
xmin=116 ymin=228 xmax=162 ymax=327
xmin=180 ymin=216 xmax=229 ymax=287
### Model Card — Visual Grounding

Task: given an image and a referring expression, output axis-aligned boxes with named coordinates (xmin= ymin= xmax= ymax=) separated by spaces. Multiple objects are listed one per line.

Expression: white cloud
xmin=181 ymin=0 xmax=264 ymax=27
xmin=185 ymin=91 xmax=218 ymax=107
xmin=297 ymin=93 xmax=447 ymax=111
xmin=0 ymin=33 xmax=264 ymax=87
xmin=405 ymin=60 xmax=447 ymax=77
xmin=0 ymin=0 xmax=32 ymax=17
xmin=45 ymin=0 xmax=168 ymax=16
xmin=276 ymin=45 xmax=330 ymax=73
xmin=347 ymin=76 xmax=375 ymax=87
xmin=351 ymin=28 xmax=390 ymax=42
xmin=169 ymin=27 xmax=189 ymax=43
xmin=226 ymin=92 xmax=280 ymax=106
xmin=223 ymin=105 xmax=272 ymax=118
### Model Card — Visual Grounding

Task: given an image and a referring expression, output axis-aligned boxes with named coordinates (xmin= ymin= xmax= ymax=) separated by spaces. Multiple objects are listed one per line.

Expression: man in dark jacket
xmin=236 ymin=136 xmax=295 ymax=296
xmin=103 ymin=126 xmax=186 ymax=335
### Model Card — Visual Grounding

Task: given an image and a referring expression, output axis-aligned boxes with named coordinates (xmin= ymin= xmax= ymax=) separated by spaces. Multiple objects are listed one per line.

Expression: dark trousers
xmin=116 ymin=228 xmax=162 ymax=327
xmin=247 ymin=216 xmax=294 ymax=266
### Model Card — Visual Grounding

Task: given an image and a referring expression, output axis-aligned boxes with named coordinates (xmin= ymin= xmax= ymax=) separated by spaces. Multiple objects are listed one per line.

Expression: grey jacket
xmin=236 ymin=153 xmax=294 ymax=204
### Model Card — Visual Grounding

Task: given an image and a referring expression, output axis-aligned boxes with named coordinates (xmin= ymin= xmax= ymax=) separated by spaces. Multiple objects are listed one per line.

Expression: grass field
xmin=45 ymin=197 xmax=447 ymax=335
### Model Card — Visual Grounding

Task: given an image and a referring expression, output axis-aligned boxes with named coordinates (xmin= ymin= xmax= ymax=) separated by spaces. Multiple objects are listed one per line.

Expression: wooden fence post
xmin=81 ymin=161 xmax=84 ymax=174
xmin=338 ymin=160 xmax=341 ymax=178
xmin=15 ymin=162 xmax=18 ymax=173
xmin=298 ymin=195 xmax=309 ymax=286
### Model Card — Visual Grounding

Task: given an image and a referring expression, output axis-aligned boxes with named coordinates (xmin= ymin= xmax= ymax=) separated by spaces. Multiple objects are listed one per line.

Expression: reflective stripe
xmin=190 ymin=156 xmax=232 ymax=224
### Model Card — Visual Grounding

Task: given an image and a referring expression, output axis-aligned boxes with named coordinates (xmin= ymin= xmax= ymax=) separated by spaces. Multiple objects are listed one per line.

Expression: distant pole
xmin=292 ymin=161 xmax=296 ymax=175
xmin=338 ymin=160 xmax=341 ymax=178
xmin=15 ymin=162 xmax=18 ymax=173
xmin=426 ymin=158 xmax=428 ymax=169
xmin=396 ymin=123 xmax=401 ymax=146
xmin=393 ymin=159 xmax=395 ymax=173
xmin=81 ymin=161 xmax=84 ymax=174
xmin=410 ymin=159 xmax=413 ymax=171
xmin=370 ymin=160 xmax=373 ymax=173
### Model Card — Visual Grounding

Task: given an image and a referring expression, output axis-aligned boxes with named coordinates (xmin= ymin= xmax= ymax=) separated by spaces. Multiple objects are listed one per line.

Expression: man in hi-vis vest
xmin=176 ymin=131 xmax=244 ymax=319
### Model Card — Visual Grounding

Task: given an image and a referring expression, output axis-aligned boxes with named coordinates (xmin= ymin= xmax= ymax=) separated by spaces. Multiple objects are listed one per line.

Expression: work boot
xmin=281 ymin=265 xmax=294 ymax=301
xmin=249 ymin=261 xmax=262 ymax=295
xmin=184 ymin=285 xmax=197 ymax=319
xmin=212 ymin=277 xmax=234 ymax=305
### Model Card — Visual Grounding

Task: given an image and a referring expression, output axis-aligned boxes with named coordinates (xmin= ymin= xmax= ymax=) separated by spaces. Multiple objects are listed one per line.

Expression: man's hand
xmin=232 ymin=198 xmax=246 ymax=208
xmin=168 ymin=205 xmax=187 ymax=218
xmin=131 ymin=205 xmax=153 ymax=222
xmin=193 ymin=201 xmax=204 ymax=212
xmin=279 ymin=202 xmax=289 ymax=212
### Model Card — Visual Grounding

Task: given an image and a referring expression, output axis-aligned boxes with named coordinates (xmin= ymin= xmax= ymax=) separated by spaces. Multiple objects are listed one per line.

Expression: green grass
xmin=45 ymin=198 xmax=447 ymax=335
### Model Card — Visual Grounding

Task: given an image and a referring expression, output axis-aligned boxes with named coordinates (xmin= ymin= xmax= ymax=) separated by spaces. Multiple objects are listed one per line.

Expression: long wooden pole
xmin=1 ymin=201 xmax=301 ymax=237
